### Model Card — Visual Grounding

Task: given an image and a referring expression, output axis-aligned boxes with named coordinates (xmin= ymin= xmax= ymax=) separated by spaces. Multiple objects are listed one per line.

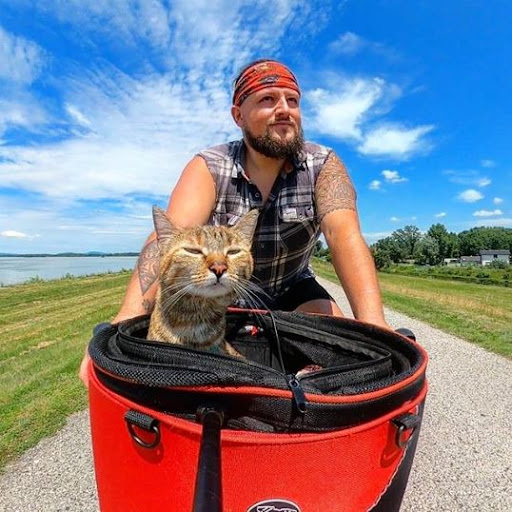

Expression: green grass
xmin=312 ymin=258 xmax=512 ymax=358
xmin=0 ymin=272 xmax=131 ymax=471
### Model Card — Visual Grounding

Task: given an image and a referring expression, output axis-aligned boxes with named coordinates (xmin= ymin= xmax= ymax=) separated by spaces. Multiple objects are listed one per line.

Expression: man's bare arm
xmin=315 ymin=151 xmax=356 ymax=220
xmin=315 ymin=153 xmax=388 ymax=329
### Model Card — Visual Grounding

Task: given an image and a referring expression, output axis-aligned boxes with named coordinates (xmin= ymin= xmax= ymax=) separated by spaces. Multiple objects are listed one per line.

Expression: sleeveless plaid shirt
xmin=198 ymin=140 xmax=332 ymax=298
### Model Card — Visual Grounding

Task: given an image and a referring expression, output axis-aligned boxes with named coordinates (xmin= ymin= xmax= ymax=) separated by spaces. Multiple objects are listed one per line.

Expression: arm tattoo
xmin=137 ymin=239 xmax=160 ymax=294
xmin=315 ymin=152 xmax=356 ymax=220
xmin=142 ymin=298 xmax=155 ymax=314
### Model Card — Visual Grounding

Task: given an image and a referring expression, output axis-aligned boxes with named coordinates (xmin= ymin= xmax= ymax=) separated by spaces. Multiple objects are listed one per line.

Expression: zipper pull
xmin=286 ymin=374 xmax=307 ymax=414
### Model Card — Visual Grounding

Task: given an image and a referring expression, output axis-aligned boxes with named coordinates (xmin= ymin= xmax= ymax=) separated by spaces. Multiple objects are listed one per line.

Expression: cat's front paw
xmin=224 ymin=341 xmax=245 ymax=359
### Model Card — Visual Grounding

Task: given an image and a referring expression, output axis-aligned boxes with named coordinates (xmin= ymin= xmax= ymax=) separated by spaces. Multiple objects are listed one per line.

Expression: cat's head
xmin=152 ymin=206 xmax=259 ymax=299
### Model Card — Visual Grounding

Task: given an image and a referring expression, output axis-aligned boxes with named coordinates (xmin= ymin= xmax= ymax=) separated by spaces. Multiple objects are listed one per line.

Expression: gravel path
xmin=1 ymin=277 xmax=511 ymax=511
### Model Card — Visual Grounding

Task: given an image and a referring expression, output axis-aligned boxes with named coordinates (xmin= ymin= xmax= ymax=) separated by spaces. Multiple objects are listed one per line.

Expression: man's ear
xmin=152 ymin=206 xmax=180 ymax=242
xmin=231 ymin=105 xmax=243 ymax=127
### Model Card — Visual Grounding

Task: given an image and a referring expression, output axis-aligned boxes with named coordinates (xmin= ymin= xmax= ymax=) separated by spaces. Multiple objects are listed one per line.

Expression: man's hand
xmin=79 ymin=347 xmax=91 ymax=388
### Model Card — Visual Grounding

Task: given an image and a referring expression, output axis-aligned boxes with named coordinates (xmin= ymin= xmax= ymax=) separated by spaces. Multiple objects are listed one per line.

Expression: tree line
xmin=314 ymin=225 xmax=512 ymax=269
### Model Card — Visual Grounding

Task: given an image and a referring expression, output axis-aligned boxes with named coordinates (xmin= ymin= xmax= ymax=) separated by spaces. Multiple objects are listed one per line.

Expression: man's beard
xmin=243 ymin=124 xmax=304 ymax=160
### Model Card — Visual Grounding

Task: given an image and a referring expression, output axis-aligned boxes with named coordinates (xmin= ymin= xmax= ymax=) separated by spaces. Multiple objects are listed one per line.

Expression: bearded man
xmin=80 ymin=59 xmax=389 ymax=385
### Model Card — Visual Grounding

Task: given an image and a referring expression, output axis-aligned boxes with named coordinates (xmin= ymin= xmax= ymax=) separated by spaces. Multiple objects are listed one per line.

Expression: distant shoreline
xmin=0 ymin=253 xmax=139 ymax=258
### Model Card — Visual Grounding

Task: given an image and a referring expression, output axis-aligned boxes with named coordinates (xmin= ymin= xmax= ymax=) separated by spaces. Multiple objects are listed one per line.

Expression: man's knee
xmin=294 ymin=299 xmax=344 ymax=317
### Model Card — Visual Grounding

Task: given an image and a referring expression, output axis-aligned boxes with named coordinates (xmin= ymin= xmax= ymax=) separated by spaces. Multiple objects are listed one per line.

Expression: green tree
xmin=313 ymin=239 xmax=331 ymax=261
xmin=414 ymin=235 xmax=441 ymax=265
xmin=392 ymin=225 xmax=423 ymax=259
xmin=314 ymin=240 xmax=324 ymax=257
xmin=372 ymin=236 xmax=407 ymax=263
xmin=458 ymin=227 xmax=512 ymax=255
xmin=427 ymin=223 xmax=454 ymax=260
xmin=446 ymin=232 xmax=460 ymax=258
xmin=371 ymin=245 xmax=392 ymax=270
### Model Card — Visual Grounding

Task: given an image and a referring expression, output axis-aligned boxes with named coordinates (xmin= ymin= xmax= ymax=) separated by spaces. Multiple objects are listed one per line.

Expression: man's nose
xmin=274 ymin=96 xmax=291 ymax=117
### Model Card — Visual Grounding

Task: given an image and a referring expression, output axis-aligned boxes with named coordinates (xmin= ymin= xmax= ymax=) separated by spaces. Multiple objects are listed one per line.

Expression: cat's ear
xmin=235 ymin=209 xmax=259 ymax=243
xmin=152 ymin=206 xmax=180 ymax=242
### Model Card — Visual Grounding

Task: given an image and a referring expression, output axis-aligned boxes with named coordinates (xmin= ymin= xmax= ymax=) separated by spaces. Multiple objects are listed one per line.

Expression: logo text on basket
xmin=247 ymin=499 xmax=301 ymax=512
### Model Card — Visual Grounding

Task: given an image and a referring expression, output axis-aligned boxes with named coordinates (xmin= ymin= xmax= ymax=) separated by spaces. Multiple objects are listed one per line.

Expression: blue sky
xmin=0 ymin=0 xmax=510 ymax=253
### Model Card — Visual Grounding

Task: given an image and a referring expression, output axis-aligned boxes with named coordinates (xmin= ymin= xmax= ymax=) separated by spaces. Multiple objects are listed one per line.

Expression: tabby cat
xmin=147 ymin=206 xmax=259 ymax=357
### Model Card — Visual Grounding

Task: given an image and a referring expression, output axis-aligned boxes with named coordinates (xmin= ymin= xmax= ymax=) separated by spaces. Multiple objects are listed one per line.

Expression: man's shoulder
xmin=198 ymin=140 xmax=241 ymax=161
xmin=303 ymin=141 xmax=332 ymax=158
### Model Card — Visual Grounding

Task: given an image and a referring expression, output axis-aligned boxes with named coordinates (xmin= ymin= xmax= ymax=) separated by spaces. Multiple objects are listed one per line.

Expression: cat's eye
xmin=226 ymin=248 xmax=242 ymax=256
xmin=183 ymin=247 xmax=203 ymax=255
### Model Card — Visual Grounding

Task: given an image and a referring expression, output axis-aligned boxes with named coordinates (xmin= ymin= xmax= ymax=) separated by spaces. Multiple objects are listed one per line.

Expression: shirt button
xmin=254 ymin=192 xmax=261 ymax=199
xmin=260 ymin=243 xmax=265 ymax=248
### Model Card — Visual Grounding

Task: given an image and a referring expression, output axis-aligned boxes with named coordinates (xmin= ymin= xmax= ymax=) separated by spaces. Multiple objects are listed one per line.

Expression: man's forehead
xmin=249 ymin=87 xmax=300 ymax=100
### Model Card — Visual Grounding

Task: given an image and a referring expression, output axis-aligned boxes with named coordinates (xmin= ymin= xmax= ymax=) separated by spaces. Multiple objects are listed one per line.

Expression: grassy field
xmin=1 ymin=265 xmax=511 ymax=472
xmin=0 ymin=272 xmax=131 ymax=471
xmin=313 ymin=258 xmax=512 ymax=358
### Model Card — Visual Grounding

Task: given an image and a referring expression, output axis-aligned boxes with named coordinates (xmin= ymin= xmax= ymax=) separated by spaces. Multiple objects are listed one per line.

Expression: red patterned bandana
xmin=233 ymin=60 xmax=301 ymax=106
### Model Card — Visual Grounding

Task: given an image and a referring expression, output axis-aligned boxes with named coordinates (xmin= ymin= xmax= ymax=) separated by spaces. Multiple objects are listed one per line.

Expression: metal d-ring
xmin=125 ymin=410 xmax=161 ymax=449
xmin=392 ymin=413 xmax=420 ymax=449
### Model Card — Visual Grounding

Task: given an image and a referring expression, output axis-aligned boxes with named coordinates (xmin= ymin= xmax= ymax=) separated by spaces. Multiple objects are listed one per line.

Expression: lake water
xmin=0 ymin=256 xmax=138 ymax=286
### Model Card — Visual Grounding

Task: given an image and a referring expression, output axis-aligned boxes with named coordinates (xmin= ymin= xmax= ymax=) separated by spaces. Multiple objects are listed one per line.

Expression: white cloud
xmin=493 ymin=197 xmax=503 ymax=205
xmin=329 ymin=32 xmax=365 ymax=55
xmin=0 ymin=1 xmax=333 ymax=203
xmin=0 ymin=200 xmax=155 ymax=253
xmin=0 ymin=26 xmax=45 ymax=84
xmin=358 ymin=123 xmax=434 ymax=158
xmin=382 ymin=169 xmax=407 ymax=183
xmin=0 ymin=0 xmax=334 ymax=254
xmin=369 ymin=180 xmax=381 ymax=190
xmin=390 ymin=216 xmax=400 ymax=222
xmin=474 ymin=218 xmax=512 ymax=228
xmin=306 ymin=78 xmax=387 ymax=140
xmin=444 ymin=169 xmax=491 ymax=187
xmin=480 ymin=159 xmax=496 ymax=168
xmin=457 ymin=189 xmax=484 ymax=203
xmin=435 ymin=212 xmax=447 ymax=218
xmin=1 ymin=230 xmax=30 ymax=238
xmin=473 ymin=209 xmax=503 ymax=217
xmin=329 ymin=31 xmax=398 ymax=61
xmin=65 ymin=104 xmax=91 ymax=127
xmin=306 ymin=75 xmax=431 ymax=160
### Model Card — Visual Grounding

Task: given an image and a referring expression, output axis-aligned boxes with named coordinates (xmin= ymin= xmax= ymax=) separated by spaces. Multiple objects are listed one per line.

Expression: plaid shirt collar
xmin=230 ymin=140 xmax=307 ymax=180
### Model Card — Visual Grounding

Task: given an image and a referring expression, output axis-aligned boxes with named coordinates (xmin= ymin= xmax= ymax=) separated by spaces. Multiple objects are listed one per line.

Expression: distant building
xmin=460 ymin=256 xmax=481 ymax=266
xmin=479 ymin=250 xmax=510 ymax=266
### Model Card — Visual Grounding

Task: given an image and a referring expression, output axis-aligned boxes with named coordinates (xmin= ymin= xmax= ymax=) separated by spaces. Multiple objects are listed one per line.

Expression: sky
xmin=0 ymin=0 xmax=511 ymax=254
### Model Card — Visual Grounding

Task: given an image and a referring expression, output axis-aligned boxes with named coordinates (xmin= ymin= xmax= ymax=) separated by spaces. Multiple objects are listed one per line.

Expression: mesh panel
xmin=88 ymin=310 xmax=426 ymax=432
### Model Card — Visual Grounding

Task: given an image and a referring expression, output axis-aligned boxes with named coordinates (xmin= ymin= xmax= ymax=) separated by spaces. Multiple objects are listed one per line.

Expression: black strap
xmin=193 ymin=408 xmax=224 ymax=512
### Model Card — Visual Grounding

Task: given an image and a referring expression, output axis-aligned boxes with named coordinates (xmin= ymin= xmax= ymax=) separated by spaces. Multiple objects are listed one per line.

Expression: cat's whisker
xmin=232 ymin=296 xmax=268 ymax=330
xmin=230 ymin=282 xmax=270 ymax=327
xmin=234 ymin=278 xmax=272 ymax=304
xmin=160 ymin=283 xmax=197 ymax=311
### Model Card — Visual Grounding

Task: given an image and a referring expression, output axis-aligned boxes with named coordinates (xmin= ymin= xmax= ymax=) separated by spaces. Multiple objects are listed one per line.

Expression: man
xmin=80 ymin=59 xmax=388 ymax=385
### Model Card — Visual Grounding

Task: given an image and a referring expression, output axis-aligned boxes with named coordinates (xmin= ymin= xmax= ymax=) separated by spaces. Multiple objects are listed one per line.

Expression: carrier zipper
xmin=286 ymin=374 xmax=307 ymax=414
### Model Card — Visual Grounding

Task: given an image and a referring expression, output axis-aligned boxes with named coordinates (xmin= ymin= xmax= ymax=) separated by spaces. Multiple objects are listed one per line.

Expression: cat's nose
xmin=209 ymin=262 xmax=227 ymax=279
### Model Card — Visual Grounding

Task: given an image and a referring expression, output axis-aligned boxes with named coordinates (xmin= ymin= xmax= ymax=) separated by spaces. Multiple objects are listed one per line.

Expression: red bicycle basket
xmin=88 ymin=309 xmax=428 ymax=512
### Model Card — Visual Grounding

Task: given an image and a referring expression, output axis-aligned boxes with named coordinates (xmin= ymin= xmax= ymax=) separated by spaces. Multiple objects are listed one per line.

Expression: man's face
xmin=232 ymin=87 xmax=304 ymax=159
